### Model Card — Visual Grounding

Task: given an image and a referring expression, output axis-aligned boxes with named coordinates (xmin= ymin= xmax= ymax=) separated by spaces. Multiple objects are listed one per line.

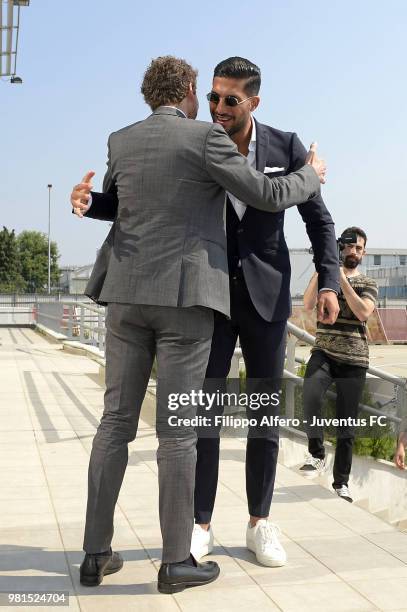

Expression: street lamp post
xmin=47 ymin=184 xmax=52 ymax=294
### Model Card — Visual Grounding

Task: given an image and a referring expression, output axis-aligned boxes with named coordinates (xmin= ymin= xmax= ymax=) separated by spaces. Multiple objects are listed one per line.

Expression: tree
xmin=17 ymin=231 xmax=60 ymax=293
xmin=0 ymin=227 xmax=25 ymax=292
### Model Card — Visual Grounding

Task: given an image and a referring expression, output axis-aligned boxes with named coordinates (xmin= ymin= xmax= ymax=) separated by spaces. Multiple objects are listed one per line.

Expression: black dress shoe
xmin=157 ymin=557 xmax=220 ymax=594
xmin=80 ymin=548 xmax=123 ymax=586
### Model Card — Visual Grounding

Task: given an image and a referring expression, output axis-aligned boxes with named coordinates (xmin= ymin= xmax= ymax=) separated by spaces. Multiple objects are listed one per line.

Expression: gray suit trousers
xmin=83 ymin=303 xmax=214 ymax=563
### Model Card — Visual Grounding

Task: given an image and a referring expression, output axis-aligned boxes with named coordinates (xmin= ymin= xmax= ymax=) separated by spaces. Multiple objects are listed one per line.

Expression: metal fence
xmin=0 ymin=295 xmax=92 ymax=327
xmin=0 ymin=293 xmax=88 ymax=305
xmin=33 ymin=302 xmax=407 ymax=431
xmin=36 ymin=301 xmax=106 ymax=351
xmin=229 ymin=321 xmax=407 ymax=429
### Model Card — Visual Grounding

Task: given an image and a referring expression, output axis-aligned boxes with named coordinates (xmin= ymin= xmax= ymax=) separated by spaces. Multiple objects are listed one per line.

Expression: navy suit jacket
xmin=227 ymin=118 xmax=339 ymax=321
xmin=84 ymin=118 xmax=339 ymax=321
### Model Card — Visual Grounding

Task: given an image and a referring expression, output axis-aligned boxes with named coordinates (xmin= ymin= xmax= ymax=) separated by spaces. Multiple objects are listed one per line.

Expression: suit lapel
xmin=255 ymin=119 xmax=269 ymax=173
xmin=240 ymin=119 xmax=268 ymax=226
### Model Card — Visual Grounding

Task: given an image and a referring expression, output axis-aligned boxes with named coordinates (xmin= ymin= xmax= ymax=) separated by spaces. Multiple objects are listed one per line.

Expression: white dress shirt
xmin=227 ymin=117 xmax=256 ymax=220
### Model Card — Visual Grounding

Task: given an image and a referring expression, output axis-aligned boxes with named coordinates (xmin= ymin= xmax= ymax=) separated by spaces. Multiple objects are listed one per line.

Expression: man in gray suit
xmin=71 ymin=55 xmax=326 ymax=593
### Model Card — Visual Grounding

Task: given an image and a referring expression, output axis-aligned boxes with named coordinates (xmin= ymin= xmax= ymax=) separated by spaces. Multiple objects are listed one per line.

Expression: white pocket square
xmin=264 ymin=166 xmax=285 ymax=173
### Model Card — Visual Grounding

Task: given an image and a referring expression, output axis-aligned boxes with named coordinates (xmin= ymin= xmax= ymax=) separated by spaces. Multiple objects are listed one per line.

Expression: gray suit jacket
xmin=86 ymin=106 xmax=320 ymax=316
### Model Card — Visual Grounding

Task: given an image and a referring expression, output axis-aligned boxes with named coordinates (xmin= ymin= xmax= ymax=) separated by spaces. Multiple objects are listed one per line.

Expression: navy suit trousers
xmin=194 ymin=268 xmax=287 ymax=522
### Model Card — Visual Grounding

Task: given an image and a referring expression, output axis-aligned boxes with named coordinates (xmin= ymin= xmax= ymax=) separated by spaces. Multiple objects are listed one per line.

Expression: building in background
xmin=59 ymin=265 xmax=93 ymax=294
xmin=290 ymin=248 xmax=407 ymax=304
xmin=363 ymin=249 xmax=407 ymax=270
xmin=367 ymin=266 xmax=407 ymax=300
xmin=59 ymin=247 xmax=407 ymax=306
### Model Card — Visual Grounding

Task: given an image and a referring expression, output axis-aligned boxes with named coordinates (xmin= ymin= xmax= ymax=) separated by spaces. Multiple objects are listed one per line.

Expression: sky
xmin=1 ymin=0 xmax=406 ymax=266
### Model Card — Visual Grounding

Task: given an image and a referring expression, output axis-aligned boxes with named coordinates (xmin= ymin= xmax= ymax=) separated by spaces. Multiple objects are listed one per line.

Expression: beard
xmin=343 ymin=255 xmax=360 ymax=269
xmin=211 ymin=112 xmax=247 ymax=137
xmin=224 ymin=116 xmax=247 ymax=137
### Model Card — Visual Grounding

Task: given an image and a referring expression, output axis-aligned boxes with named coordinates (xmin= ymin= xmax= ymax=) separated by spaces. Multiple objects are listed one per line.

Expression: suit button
xmin=237 ymin=228 xmax=243 ymax=234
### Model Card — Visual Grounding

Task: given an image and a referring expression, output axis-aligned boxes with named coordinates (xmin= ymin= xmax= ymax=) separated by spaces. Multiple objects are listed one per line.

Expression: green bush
xmin=239 ymin=362 xmax=396 ymax=461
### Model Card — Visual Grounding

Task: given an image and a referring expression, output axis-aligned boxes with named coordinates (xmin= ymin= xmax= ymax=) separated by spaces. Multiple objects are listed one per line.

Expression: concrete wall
xmin=279 ymin=428 xmax=407 ymax=528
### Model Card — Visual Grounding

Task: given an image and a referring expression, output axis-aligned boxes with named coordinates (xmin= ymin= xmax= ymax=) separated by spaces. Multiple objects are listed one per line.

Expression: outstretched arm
xmin=71 ymin=179 xmax=118 ymax=221
xmin=290 ymin=133 xmax=339 ymax=295
xmin=70 ymin=137 xmax=119 ymax=221
xmin=204 ymin=124 xmax=325 ymax=213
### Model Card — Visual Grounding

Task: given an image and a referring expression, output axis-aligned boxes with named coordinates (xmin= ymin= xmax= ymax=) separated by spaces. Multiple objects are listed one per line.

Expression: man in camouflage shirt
xmin=299 ymin=227 xmax=378 ymax=502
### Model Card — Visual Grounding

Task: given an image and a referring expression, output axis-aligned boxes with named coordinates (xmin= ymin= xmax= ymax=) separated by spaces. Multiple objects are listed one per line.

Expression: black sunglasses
xmin=206 ymin=91 xmax=254 ymax=107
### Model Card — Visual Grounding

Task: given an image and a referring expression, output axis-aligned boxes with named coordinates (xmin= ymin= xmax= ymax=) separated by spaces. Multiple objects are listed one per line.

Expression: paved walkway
xmin=1 ymin=328 xmax=407 ymax=611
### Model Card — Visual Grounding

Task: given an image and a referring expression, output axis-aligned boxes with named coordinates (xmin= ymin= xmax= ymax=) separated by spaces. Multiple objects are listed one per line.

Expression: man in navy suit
xmin=191 ymin=57 xmax=339 ymax=567
xmin=71 ymin=56 xmax=338 ymax=569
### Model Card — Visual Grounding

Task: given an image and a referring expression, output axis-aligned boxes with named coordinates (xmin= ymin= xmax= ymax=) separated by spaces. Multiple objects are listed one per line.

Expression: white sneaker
xmin=190 ymin=524 xmax=214 ymax=562
xmin=333 ymin=484 xmax=353 ymax=503
xmin=246 ymin=519 xmax=287 ymax=567
xmin=299 ymin=455 xmax=326 ymax=479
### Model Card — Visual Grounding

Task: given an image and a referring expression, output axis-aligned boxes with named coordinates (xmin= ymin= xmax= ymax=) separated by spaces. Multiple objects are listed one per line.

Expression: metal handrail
xmin=37 ymin=302 xmax=407 ymax=387
xmin=286 ymin=320 xmax=406 ymax=389
xmin=287 ymin=321 xmax=315 ymax=345
xmin=60 ymin=300 xmax=103 ymax=316
xmin=232 ymin=321 xmax=406 ymax=426
xmin=36 ymin=300 xmax=106 ymax=351
xmin=35 ymin=301 xmax=407 ymax=425
xmin=282 ymin=369 xmax=401 ymax=424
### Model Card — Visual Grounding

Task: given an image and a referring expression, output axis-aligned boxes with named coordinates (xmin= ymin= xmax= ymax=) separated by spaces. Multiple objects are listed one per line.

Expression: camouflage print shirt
xmin=311 ymin=274 xmax=378 ymax=368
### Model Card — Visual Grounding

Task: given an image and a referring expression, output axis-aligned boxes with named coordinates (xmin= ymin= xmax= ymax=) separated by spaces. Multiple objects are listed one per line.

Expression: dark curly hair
xmin=141 ymin=56 xmax=198 ymax=110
